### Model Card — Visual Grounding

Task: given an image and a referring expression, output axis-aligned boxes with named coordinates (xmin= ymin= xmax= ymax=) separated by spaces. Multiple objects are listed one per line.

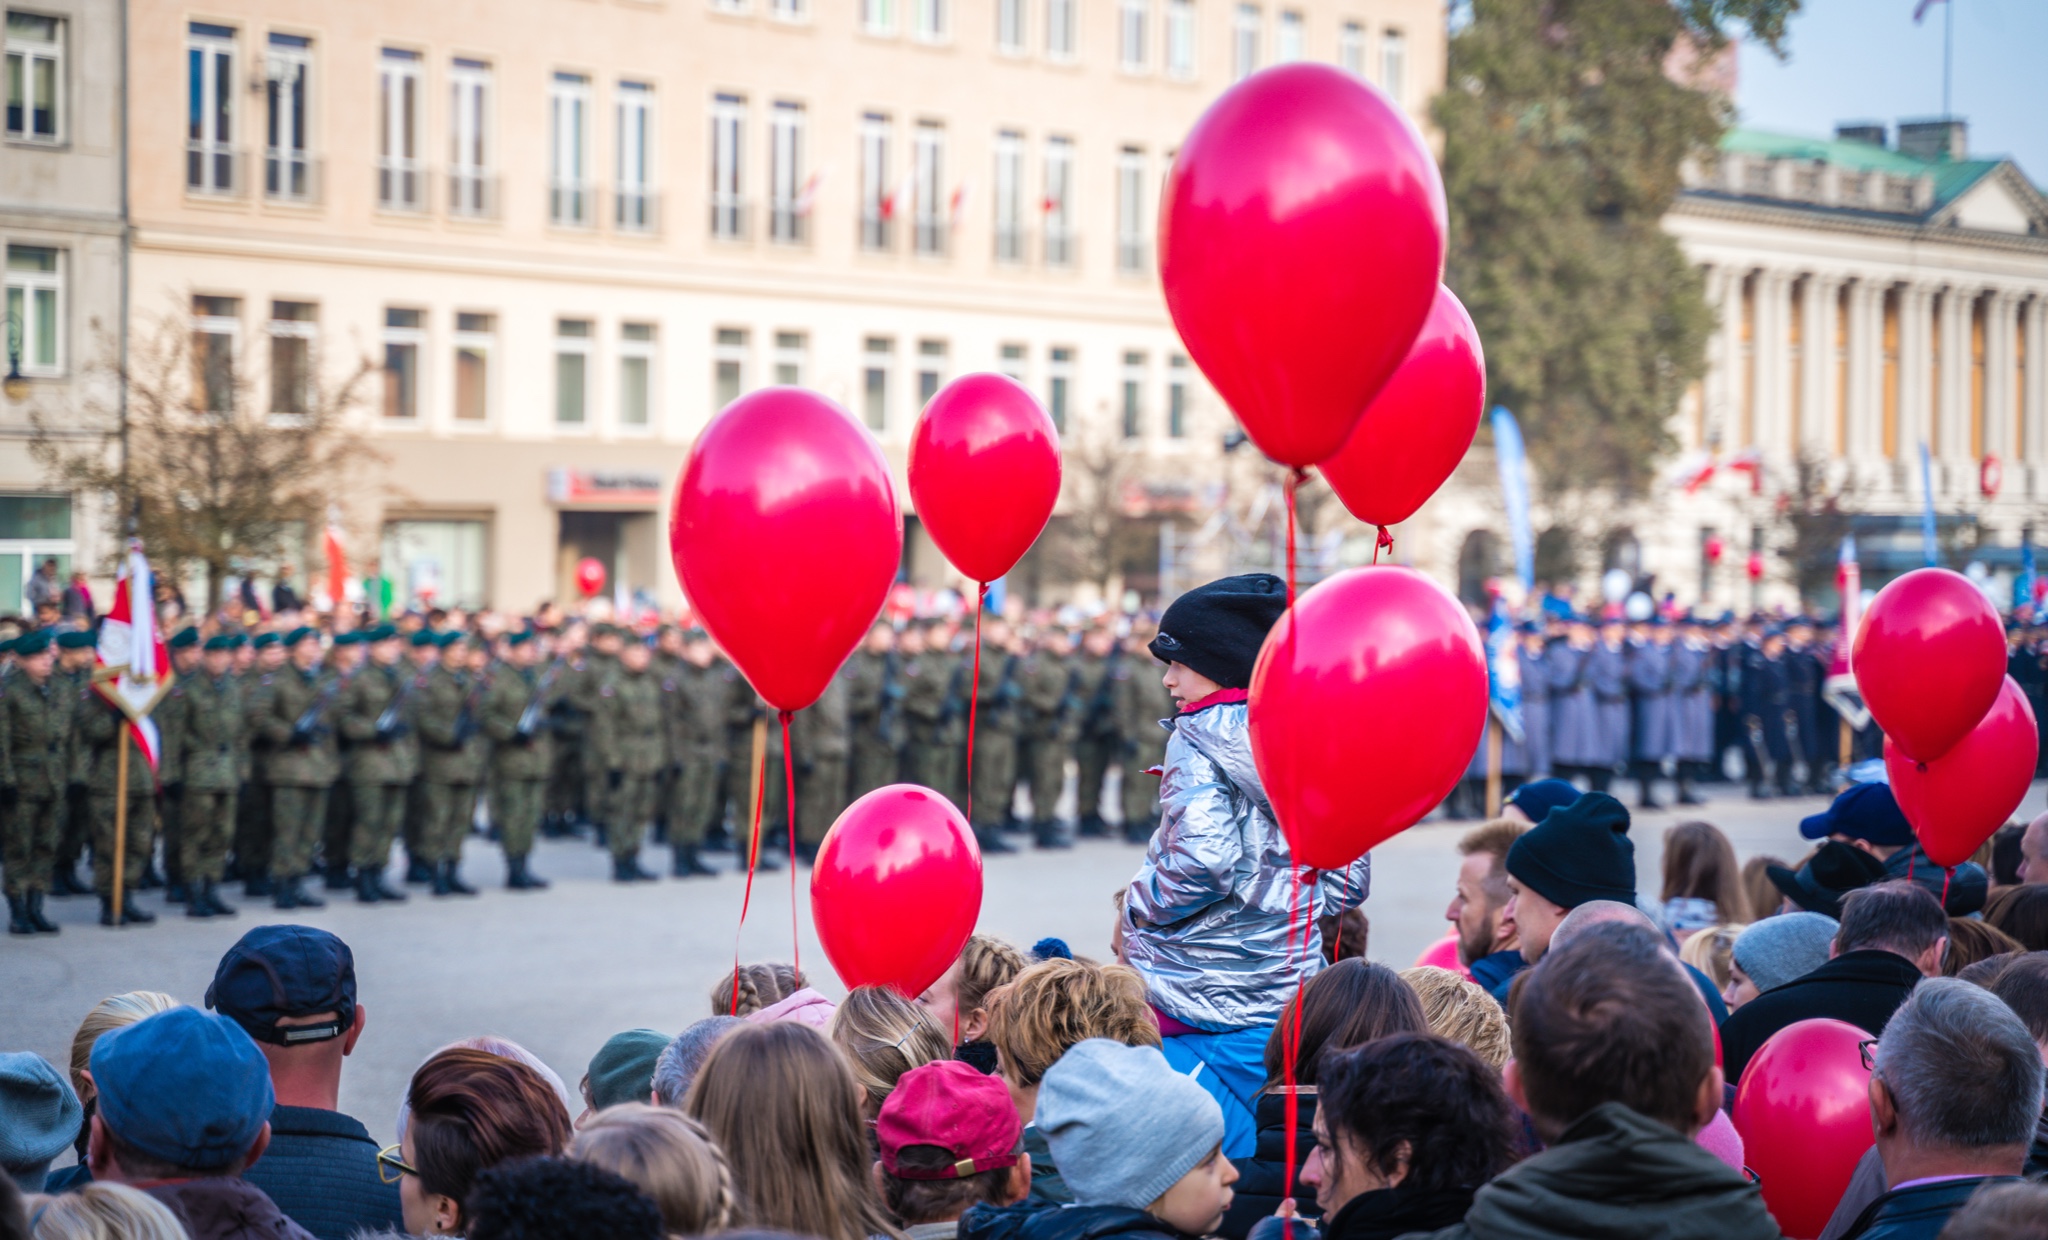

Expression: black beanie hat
xmin=1149 ymin=573 xmax=1288 ymax=690
xmin=1504 ymin=791 xmax=1636 ymax=910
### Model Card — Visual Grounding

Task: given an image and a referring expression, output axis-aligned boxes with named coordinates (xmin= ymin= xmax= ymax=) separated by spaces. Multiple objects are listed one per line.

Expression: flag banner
xmin=1918 ymin=441 xmax=1939 ymax=567
xmin=1833 ymin=534 xmax=1861 ymax=679
xmin=1490 ymin=407 xmax=1534 ymax=593
xmin=324 ymin=510 xmax=349 ymax=610
xmin=93 ymin=539 xmax=173 ymax=773
xmin=1485 ymin=597 xmax=1524 ymax=745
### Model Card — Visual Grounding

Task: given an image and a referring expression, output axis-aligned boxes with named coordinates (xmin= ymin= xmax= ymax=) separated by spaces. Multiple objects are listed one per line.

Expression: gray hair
xmin=1875 ymin=977 xmax=2045 ymax=1151
xmin=650 ymin=1016 xmax=744 ymax=1107
xmin=1551 ymin=900 xmax=1658 ymax=952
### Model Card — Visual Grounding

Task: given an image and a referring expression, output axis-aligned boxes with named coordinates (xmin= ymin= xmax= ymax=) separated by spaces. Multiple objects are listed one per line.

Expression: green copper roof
xmin=1720 ymin=127 xmax=2004 ymax=209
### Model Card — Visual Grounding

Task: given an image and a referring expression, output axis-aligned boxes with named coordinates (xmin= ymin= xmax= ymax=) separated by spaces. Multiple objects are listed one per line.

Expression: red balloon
xmin=574 ymin=557 xmax=606 ymax=597
xmin=811 ymin=784 xmax=984 ymax=998
xmin=1853 ymin=567 xmax=2005 ymax=762
xmin=1732 ymin=1018 xmax=1875 ymax=1240
xmin=669 ymin=388 xmax=902 ymax=712
xmin=1886 ymin=675 xmax=2040 ymax=868
xmin=1320 ymin=286 xmax=1485 ymax=528
xmin=1160 ymin=63 xmax=1446 ymax=468
xmin=908 ymin=373 xmax=1062 ymax=583
xmin=1249 ymin=567 xmax=1486 ymax=870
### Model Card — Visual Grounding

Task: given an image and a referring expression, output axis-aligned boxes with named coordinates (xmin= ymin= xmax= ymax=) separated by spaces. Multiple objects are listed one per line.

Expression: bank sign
xmin=546 ymin=468 xmax=666 ymax=506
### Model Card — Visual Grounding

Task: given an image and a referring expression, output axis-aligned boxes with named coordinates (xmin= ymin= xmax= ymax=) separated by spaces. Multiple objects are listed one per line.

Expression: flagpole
xmin=111 ymin=734 xmax=129 ymax=923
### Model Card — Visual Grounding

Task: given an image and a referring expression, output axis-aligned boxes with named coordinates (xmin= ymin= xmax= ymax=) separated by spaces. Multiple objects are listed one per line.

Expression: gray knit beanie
xmin=1036 ymin=1039 xmax=1225 ymax=1211
xmin=1732 ymin=912 xmax=1840 ymax=993
xmin=0 ymin=1052 xmax=81 ymax=1190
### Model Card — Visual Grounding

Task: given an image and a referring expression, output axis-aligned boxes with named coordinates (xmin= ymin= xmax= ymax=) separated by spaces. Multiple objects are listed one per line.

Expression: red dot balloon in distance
xmin=1886 ymin=675 xmax=2040 ymax=869
xmin=669 ymin=387 xmax=902 ymax=713
xmin=908 ymin=373 xmax=1062 ymax=584
xmin=811 ymin=784 xmax=984 ymax=999
xmin=1249 ymin=567 xmax=1487 ymax=871
xmin=1160 ymin=62 xmax=1446 ymax=469
xmin=1853 ymin=566 xmax=2005 ymax=763
xmin=1320 ymin=285 xmax=1485 ymax=529
xmin=575 ymin=556 xmax=606 ymax=597
xmin=1733 ymin=1018 xmax=1875 ymax=1240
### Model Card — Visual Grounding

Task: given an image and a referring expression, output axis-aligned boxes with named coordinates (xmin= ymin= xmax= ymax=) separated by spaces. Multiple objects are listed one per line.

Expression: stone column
xmin=1898 ymin=284 xmax=1933 ymax=468
xmin=1985 ymin=291 xmax=2018 ymax=467
xmin=1804 ymin=274 xmax=1841 ymax=461
xmin=1844 ymin=280 xmax=1878 ymax=465
xmin=2026 ymin=295 xmax=2048 ymax=498
xmin=1938 ymin=286 xmax=1974 ymax=469
xmin=1707 ymin=264 xmax=1745 ymax=451
xmin=1758 ymin=269 xmax=1796 ymax=462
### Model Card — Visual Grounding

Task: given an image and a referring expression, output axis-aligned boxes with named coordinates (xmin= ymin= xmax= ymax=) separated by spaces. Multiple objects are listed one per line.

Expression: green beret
xmin=366 ymin=623 xmax=398 ymax=643
xmin=506 ymin=630 xmax=534 ymax=647
xmin=284 ymin=626 xmax=317 ymax=647
xmin=169 ymin=627 xmax=200 ymax=649
xmin=204 ymin=635 xmax=236 ymax=652
xmin=56 ymin=630 xmax=96 ymax=650
xmin=229 ymin=634 xmax=249 ymax=649
xmin=15 ymin=631 xmax=51 ymax=656
xmin=0 ymin=637 xmax=15 ymax=656
xmin=435 ymin=630 xmax=463 ymax=648
xmin=408 ymin=629 xmax=437 ymax=648
xmin=251 ymin=633 xmax=280 ymax=649
xmin=331 ymin=631 xmax=361 ymax=647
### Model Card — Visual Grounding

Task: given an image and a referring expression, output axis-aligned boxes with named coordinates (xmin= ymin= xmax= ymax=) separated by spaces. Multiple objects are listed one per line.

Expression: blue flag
xmin=1492 ymin=407 xmax=1534 ymax=593
xmin=1918 ymin=441 xmax=1939 ymax=567
xmin=2017 ymin=542 xmax=2037 ymax=614
xmin=1486 ymin=598 xmax=1524 ymax=745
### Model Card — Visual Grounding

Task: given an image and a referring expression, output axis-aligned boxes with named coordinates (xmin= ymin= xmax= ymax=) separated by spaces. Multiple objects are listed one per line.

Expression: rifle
xmin=1053 ymin=664 xmax=1085 ymax=732
xmin=451 ymin=666 xmax=494 ymax=747
xmin=517 ymin=658 xmax=567 ymax=740
xmin=374 ymin=665 xmax=422 ymax=741
xmin=1083 ymin=648 xmax=1122 ymax=739
xmin=876 ymin=651 xmax=904 ymax=749
xmin=938 ymin=660 xmax=968 ymax=729
xmin=290 ymin=671 xmax=343 ymax=746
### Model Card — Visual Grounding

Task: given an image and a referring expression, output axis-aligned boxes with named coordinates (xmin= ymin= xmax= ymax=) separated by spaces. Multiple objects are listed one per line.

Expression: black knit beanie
xmin=1504 ymin=791 xmax=1636 ymax=910
xmin=1149 ymin=573 xmax=1288 ymax=690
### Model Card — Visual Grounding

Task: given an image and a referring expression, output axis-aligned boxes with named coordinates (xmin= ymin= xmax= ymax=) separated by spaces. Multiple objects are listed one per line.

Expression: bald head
xmin=2021 ymin=813 xmax=2048 ymax=885
xmin=1552 ymin=900 xmax=1659 ymax=953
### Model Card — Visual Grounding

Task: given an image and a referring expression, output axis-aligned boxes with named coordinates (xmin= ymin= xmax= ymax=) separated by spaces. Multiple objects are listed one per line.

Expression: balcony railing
xmin=913 ymin=213 xmax=949 ymax=258
xmin=994 ymin=223 xmax=1028 ymax=262
xmin=264 ymin=149 xmax=320 ymax=203
xmin=860 ymin=209 xmax=893 ymax=252
xmin=449 ymin=170 xmax=499 ymax=219
xmin=709 ymin=193 xmax=750 ymax=240
xmin=1044 ymin=228 xmax=1077 ymax=268
xmin=378 ymin=157 xmax=429 ymax=212
xmin=616 ymin=187 xmax=661 ymax=233
xmin=769 ymin=198 xmax=809 ymax=245
xmin=185 ymin=142 xmax=245 ymax=197
xmin=550 ymin=179 xmax=595 ymax=227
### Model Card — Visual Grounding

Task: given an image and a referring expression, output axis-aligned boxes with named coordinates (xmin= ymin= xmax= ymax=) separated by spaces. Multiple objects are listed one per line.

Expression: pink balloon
xmin=1886 ymin=675 xmax=2040 ymax=869
xmin=1412 ymin=932 xmax=1471 ymax=980
xmin=1733 ymin=1018 xmax=1875 ymax=1240
xmin=1160 ymin=63 xmax=1446 ymax=468
xmin=1250 ymin=567 xmax=1487 ymax=870
xmin=908 ymin=373 xmax=1063 ymax=584
xmin=669 ymin=388 xmax=902 ymax=712
xmin=812 ymin=784 xmax=984 ymax=999
xmin=1853 ymin=567 xmax=2005 ymax=762
xmin=1321 ymin=286 xmax=1485 ymax=529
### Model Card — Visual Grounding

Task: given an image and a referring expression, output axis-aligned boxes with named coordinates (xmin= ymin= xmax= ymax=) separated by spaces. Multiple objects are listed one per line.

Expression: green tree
xmin=1437 ymin=0 xmax=1798 ymax=498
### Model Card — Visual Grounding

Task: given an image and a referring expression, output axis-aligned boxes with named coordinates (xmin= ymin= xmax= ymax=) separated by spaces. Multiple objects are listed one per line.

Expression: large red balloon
xmin=670 ymin=388 xmax=902 ymax=712
xmin=1249 ymin=567 xmax=1486 ymax=870
xmin=1886 ymin=675 xmax=2040 ymax=868
xmin=1733 ymin=1018 xmax=1875 ymax=1240
xmin=811 ymin=784 xmax=984 ymax=998
xmin=1320 ymin=286 xmax=1485 ymax=528
xmin=908 ymin=373 xmax=1062 ymax=583
xmin=574 ymin=556 xmax=606 ymax=597
xmin=1160 ymin=63 xmax=1446 ymax=468
xmin=1853 ymin=567 xmax=2005 ymax=762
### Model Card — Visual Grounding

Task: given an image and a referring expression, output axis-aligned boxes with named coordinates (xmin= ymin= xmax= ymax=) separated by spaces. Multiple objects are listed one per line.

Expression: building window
xmin=382 ymin=307 xmax=422 ymax=420
xmin=186 ymin=23 xmax=238 ymax=194
xmin=4 ymin=11 xmax=62 ymax=143
xmin=620 ymin=323 xmax=654 ymax=429
xmin=918 ymin=339 xmax=948 ymax=406
xmin=1046 ymin=0 xmax=1076 ymax=58
xmin=860 ymin=112 xmax=892 ymax=251
xmin=191 ymin=295 xmax=239 ymax=412
xmin=263 ymin=34 xmax=312 ymax=201
xmin=1047 ymin=346 xmax=1073 ymax=433
xmin=769 ymin=101 xmax=807 ymax=243
xmin=1168 ymin=353 xmax=1189 ymax=437
xmin=454 ymin=312 xmax=493 ymax=422
xmin=993 ymin=129 xmax=1024 ymax=261
xmin=711 ymin=0 xmax=750 ymax=13
xmin=914 ymin=121 xmax=946 ymax=256
xmin=1379 ymin=28 xmax=1405 ymax=105
xmin=1232 ymin=4 xmax=1258 ymax=79
xmin=715 ymin=327 xmax=748 ymax=410
xmin=377 ymin=49 xmax=423 ymax=210
xmin=1120 ymin=0 xmax=1148 ymax=70
xmin=1166 ymin=0 xmax=1196 ymax=76
xmin=773 ymin=330 xmax=807 ymax=385
xmin=1275 ymin=9 xmax=1302 ymax=61
xmin=914 ymin=0 xmax=947 ymax=40
xmin=5 ymin=245 xmax=61 ymax=377
xmin=999 ymin=342 xmax=1027 ymax=382
xmin=550 ymin=72 xmax=592 ymax=225
xmin=771 ymin=0 xmax=807 ymax=21
xmin=997 ymin=0 xmax=1026 ymax=53
xmin=1043 ymin=136 xmax=1074 ymax=267
xmin=382 ymin=519 xmax=486 ymax=611
xmin=556 ymin=318 xmax=591 ymax=425
xmin=710 ymin=92 xmax=747 ymax=239
xmin=449 ymin=58 xmax=493 ymax=217
xmin=1121 ymin=351 xmax=1146 ymax=438
xmin=0 ymin=496 xmax=74 ymax=615
xmin=1117 ymin=147 xmax=1146 ymax=273
xmin=268 ymin=301 xmax=317 ymax=416
xmin=1338 ymin=20 xmax=1363 ymax=75
xmin=863 ymin=336 xmax=893 ymax=431
xmin=617 ymin=82 xmax=655 ymax=231
xmin=863 ymin=0 xmax=896 ymax=34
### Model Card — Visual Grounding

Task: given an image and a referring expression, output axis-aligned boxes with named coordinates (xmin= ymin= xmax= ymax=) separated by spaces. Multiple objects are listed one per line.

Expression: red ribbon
xmin=729 ymin=734 xmax=771 ymax=1016
xmin=966 ymin=583 xmax=987 ymax=820
xmin=782 ymin=709 xmax=799 ymax=975
xmin=1373 ymin=525 xmax=1394 ymax=564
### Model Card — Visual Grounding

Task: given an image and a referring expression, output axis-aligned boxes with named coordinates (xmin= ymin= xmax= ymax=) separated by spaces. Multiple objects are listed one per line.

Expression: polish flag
xmin=93 ymin=539 xmax=173 ymax=774
xmin=324 ymin=511 xmax=349 ymax=611
xmin=793 ymin=164 xmax=829 ymax=217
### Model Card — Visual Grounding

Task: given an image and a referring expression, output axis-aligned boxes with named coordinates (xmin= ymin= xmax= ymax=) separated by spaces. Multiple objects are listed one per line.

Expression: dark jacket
xmin=142 ymin=1176 xmax=318 ymax=1240
xmin=2032 ymin=1105 xmax=2048 ymax=1177
xmin=1022 ymin=1124 xmax=1072 ymax=1206
xmin=1882 ymin=843 xmax=1988 ymax=916
xmin=1839 ymin=1175 xmax=2023 ymax=1240
xmin=961 ymin=1201 xmax=1197 ymax=1240
xmin=239 ymin=1105 xmax=403 ymax=1240
xmin=1469 ymin=951 xmax=1525 ymax=1005
xmin=1719 ymin=949 xmax=1924 ymax=1083
xmin=1401 ymin=1102 xmax=1779 ymax=1240
xmin=1246 ymin=1184 xmax=1477 ymax=1240
xmin=1220 ymin=1094 xmax=1319 ymax=1240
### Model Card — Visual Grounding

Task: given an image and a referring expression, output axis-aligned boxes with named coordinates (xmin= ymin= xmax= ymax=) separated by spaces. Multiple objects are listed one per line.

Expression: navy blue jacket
xmin=1839 ymin=1175 xmax=2023 ymax=1240
xmin=241 ymin=1105 xmax=402 ymax=1240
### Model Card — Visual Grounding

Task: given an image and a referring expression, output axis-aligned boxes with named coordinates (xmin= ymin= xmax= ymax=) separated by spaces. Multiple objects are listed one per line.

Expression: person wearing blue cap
xmin=86 ymin=1007 xmax=316 ymax=1239
xmin=0 ymin=1051 xmax=82 ymax=1191
xmin=1799 ymin=781 xmax=1989 ymax=915
xmin=2 ymin=629 xmax=71 ymax=935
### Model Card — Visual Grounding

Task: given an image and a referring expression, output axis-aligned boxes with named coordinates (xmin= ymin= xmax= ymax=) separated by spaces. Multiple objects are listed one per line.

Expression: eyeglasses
xmin=376 ymin=1145 xmax=419 ymax=1185
xmin=1858 ymin=1038 xmax=1879 ymax=1073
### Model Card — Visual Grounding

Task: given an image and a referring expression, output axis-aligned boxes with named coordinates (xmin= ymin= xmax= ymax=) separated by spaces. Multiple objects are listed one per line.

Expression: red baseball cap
xmin=876 ymin=1060 xmax=1024 ymax=1180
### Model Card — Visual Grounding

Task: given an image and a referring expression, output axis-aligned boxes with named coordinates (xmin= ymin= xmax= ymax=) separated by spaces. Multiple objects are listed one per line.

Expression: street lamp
xmin=2 ymin=311 xmax=29 ymax=403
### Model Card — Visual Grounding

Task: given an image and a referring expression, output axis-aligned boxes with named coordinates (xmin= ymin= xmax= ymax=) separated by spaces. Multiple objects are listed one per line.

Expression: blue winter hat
xmin=1799 ymin=781 xmax=1913 ymax=847
xmin=0 ymin=1052 xmax=81 ymax=1179
xmin=1037 ymin=1040 xmax=1224 ymax=1211
xmin=1505 ymin=778 xmax=1580 ymax=825
xmin=90 ymin=1008 xmax=274 ymax=1171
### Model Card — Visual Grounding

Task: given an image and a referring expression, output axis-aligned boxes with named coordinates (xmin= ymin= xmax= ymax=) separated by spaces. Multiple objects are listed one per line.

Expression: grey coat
xmin=1669 ymin=641 xmax=1716 ymax=762
xmin=1627 ymin=641 xmax=1674 ymax=762
xmin=1587 ymin=642 xmax=1631 ymax=767
xmin=1520 ymin=643 xmax=1552 ymax=777
xmin=1547 ymin=646 xmax=1603 ymax=768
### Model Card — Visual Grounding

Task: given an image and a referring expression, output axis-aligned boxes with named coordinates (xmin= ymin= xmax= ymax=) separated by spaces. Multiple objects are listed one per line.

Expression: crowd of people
xmin=2 ymin=571 xmax=2047 ymax=1240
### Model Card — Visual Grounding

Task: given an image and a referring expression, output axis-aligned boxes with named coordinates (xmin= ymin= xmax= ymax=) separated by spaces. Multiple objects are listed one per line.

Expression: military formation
xmin=1 ymin=608 xmax=1181 ymax=935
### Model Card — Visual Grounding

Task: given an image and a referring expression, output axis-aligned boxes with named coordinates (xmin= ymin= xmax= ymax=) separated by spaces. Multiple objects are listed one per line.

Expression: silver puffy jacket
xmin=1123 ymin=699 xmax=1371 ymax=1032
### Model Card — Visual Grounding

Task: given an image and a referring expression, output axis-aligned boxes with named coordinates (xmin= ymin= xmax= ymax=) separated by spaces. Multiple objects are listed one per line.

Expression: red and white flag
xmin=324 ymin=510 xmax=349 ymax=611
xmin=93 ymin=539 xmax=173 ymax=774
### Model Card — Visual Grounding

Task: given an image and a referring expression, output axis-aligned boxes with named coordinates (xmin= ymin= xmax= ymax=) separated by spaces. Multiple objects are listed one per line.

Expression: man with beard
xmin=1446 ymin=819 xmax=1532 ymax=999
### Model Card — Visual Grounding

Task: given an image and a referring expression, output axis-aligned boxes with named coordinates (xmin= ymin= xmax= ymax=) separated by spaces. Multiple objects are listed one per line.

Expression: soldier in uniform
xmin=1016 ymin=627 xmax=1077 ymax=850
xmin=931 ymin=620 xmax=971 ymax=813
xmin=1741 ymin=627 xmax=1796 ymax=799
xmin=48 ymin=629 xmax=97 ymax=897
xmin=1547 ymin=619 xmax=1601 ymax=789
xmin=896 ymin=622 xmax=949 ymax=792
xmin=543 ymin=621 xmax=589 ymax=836
xmin=968 ymin=619 xmax=1022 ymax=856
xmin=1585 ymin=618 xmax=1630 ymax=795
xmin=844 ymin=622 xmax=900 ymax=802
xmin=2 ymin=631 xmax=70 ymax=934
xmin=337 ymin=623 xmax=416 ymax=904
xmin=319 ymin=631 xmax=366 ymax=891
xmin=793 ymin=658 xmax=853 ymax=861
xmin=1071 ymin=627 xmax=1119 ymax=838
xmin=1784 ymin=617 xmax=1826 ymax=792
xmin=1518 ymin=622 xmax=1552 ymax=780
xmin=155 ymin=626 xmax=202 ymax=904
xmin=1669 ymin=616 xmax=1714 ymax=804
xmin=72 ymin=666 xmax=157 ymax=927
xmin=415 ymin=633 xmax=486 ymax=895
xmin=175 ymin=635 xmax=247 ymax=917
xmin=236 ymin=631 xmax=286 ymax=894
xmin=399 ymin=628 xmax=441 ymax=881
xmin=260 ymin=627 xmax=342 ymax=910
xmin=1113 ymin=625 xmax=1175 ymax=846
xmin=571 ymin=624 xmax=626 ymax=844
xmin=665 ymin=631 xmax=724 ymax=877
xmin=480 ymin=629 xmax=555 ymax=890
xmin=1625 ymin=618 xmax=1673 ymax=810
xmin=592 ymin=636 xmax=665 ymax=881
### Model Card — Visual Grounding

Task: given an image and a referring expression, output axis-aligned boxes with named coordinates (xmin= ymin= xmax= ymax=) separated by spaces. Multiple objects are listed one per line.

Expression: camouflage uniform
xmin=969 ymin=652 xmax=1021 ymax=834
xmin=1015 ymin=647 xmax=1077 ymax=847
xmin=843 ymin=649 xmax=901 ymax=801
xmin=414 ymin=660 xmax=487 ymax=883
xmin=792 ymin=663 xmax=852 ymax=849
xmin=261 ymin=663 xmax=344 ymax=903
xmin=481 ymin=654 xmax=556 ymax=887
xmin=173 ymin=667 xmax=246 ymax=910
xmin=236 ymin=663 xmax=279 ymax=887
xmin=1114 ymin=644 xmax=1177 ymax=842
xmin=74 ymin=690 xmax=157 ymax=909
xmin=1071 ymin=649 xmax=1119 ymax=834
xmin=591 ymin=659 xmax=666 ymax=876
xmin=1 ymin=671 xmax=73 ymax=907
xmin=338 ymin=658 xmax=422 ymax=894
xmin=665 ymin=660 xmax=726 ymax=867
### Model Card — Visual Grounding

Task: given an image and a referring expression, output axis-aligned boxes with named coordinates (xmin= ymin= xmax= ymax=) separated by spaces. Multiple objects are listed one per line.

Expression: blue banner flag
xmin=1485 ymin=598 xmax=1524 ymax=745
xmin=1491 ymin=407 xmax=1534 ymax=593
xmin=2017 ymin=541 xmax=2037 ymax=614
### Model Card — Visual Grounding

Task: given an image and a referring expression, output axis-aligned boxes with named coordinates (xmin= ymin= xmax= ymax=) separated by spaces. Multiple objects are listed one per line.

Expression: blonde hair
xmin=712 ymin=962 xmax=807 ymax=1017
xmin=830 ymin=986 xmax=952 ymax=1117
xmin=24 ymin=1182 xmax=189 ymax=1240
xmin=69 ymin=992 xmax=180 ymax=1101
xmin=572 ymin=1103 xmax=736 ymax=1236
xmin=983 ymin=958 xmax=1160 ymax=1089
xmin=1680 ymin=924 xmax=1743 ymax=990
xmin=1398 ymin=967 xmax=1512 ymax=1071
xmin=955 ymin=936 xmax=1029 ymax=1023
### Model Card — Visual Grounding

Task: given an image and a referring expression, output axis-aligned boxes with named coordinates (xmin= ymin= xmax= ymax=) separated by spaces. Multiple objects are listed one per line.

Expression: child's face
xmin=1161 ymin=660 xmax=1225 ymax=707
xmin=916 ymin=957 xmax=964 ymax=1043
xmin=1149 ymin=1146 xmax=1237 ymax=1236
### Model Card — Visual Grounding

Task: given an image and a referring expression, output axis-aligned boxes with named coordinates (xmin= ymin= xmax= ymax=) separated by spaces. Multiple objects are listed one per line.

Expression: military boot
xmin=356 ymin=870 xmax=383 ymax=904
xmin=373 ymin=870 xmax=409 ymax=902
xmin=200 ymin=880 xmax=237 ymax=918
xmin=1078 ymin=814 xmax=1109 ymax=839
xmin=672 ymin=845 xmax=717 ymax=878
xmin=6 ymin=894 xmax=33 ymax=936
xmin=324 ymin=864 xmax=355 ymax=891
xmin=138 ymin=863 xmax=166 ymax=891
xmin=442 ymin=860 xmax=479 ymax=896
xmin=975 ymin=828 xmax=1017 ymax=856
xmin=287 ymin=877 xmax=326 ymax=909
xmin=1032 ymin=820 xmax=1073 ymax=851
xmin=166 ymin=881 xmax=191 ymax=905
xmin=28 ymin=892 xmax=60 ymax=933
xmin=406 ymin=854 xmax=435 ymax=884
xmin=99 ymin=895 xmax=155 ymax=926
xmin=50 ymin=864 xmax=87 ymax=897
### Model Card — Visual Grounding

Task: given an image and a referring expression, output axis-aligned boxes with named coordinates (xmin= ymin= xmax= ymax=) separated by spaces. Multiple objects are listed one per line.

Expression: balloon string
xmin=782 ymin=709 xmax=799 ymax=976
xmin=730 ymin=725 xmax=770 ymax=1016
xmin=1281 ymin=863 xmax=1310 ymax=1203
xmin=1940 ymin=866 xmax=1951 ymax=911
xmin=1284 ymin=470 xmax=1305 ymax=607
xmin=1373 ymin=525 xmax=1394 ymax=565
xmin=966 ymin=583 xmax=987 ymax=821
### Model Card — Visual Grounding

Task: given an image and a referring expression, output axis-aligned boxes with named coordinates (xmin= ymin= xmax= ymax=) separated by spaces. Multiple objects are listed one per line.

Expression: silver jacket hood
xmin=1123 ymin=699 xmax=1371 ymax=1032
